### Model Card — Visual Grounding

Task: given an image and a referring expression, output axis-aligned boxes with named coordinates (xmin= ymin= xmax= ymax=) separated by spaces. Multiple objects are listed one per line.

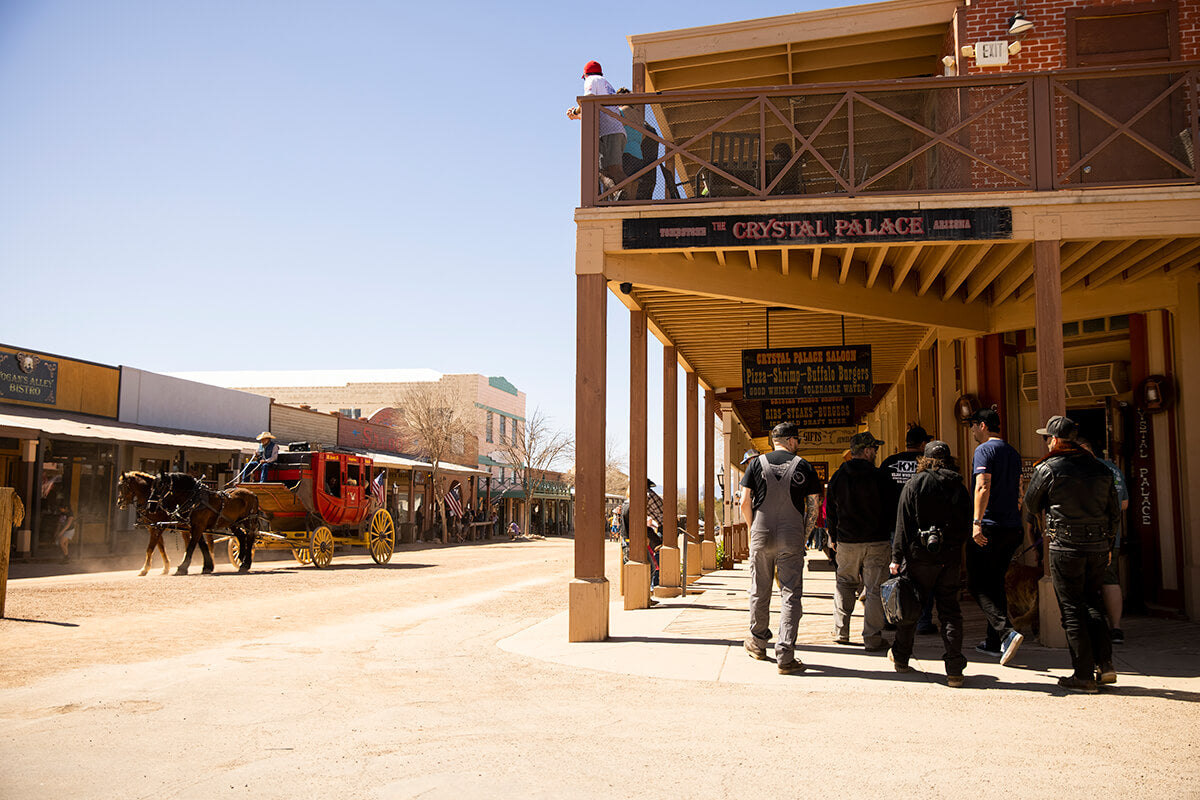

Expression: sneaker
xmin=999 ymin=630 xmax=1024 ymax=666
xmin=974 ymin=641 xmax=1002 ymax=659
xmin=947 ymin=675 xmax=965 ymax=688
xmin=777 ymin=658 xmax=807 ymax=675
xmin=1096 ymin=663 xmax=1118 ymax=685
xmin=1110 ymin=628 xmax=1124 ymax=644
xmin=745 ymin=641 xmax=769 ymax=661
xmin=916 ymin=622 xmax=939 ymax=636
xmin=888 ymin=648 xmax=915 ymax=673
xmin=1057 ymin=675 xmax=1099 ymax=694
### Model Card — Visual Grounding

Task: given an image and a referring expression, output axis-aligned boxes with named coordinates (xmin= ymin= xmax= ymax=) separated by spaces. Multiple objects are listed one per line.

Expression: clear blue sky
xmin=0 ymin=0 xmax=823 ymax=486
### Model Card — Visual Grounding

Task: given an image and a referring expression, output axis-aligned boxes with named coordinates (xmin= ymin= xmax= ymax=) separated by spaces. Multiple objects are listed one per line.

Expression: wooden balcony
xmin=579 ymin=63 xmax=1200 ymax=207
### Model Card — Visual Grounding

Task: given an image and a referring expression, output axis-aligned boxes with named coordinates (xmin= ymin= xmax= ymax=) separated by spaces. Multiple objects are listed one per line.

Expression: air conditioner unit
xmin=1020 ymin=361 xmax=1130 ymax=403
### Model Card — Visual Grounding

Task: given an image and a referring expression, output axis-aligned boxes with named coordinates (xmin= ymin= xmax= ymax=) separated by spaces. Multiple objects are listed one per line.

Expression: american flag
xmin=371 ymin=470 xmax=386 ymax=505
xmin=444 ymin=484 xmax=463 ymax=519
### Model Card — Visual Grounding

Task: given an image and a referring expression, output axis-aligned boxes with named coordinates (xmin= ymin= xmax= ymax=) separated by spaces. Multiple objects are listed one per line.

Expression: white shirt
xmin=583 ymin=74 xmax=623 ymax=137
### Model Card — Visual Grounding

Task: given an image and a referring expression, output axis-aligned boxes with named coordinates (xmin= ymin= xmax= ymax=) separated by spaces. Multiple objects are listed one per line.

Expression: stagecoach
xmin=230 ymin=444 xmax=395 ymax=568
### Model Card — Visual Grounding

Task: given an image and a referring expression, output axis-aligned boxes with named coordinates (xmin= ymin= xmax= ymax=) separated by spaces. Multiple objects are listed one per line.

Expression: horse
xmin=150 ymin=472 xmax=261 ymax=575
xmin=116 ymin=471 xmax=214 ymax=576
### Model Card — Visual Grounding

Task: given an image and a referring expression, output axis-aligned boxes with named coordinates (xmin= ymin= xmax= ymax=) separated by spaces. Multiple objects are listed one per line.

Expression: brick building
xmin=568 ymin=0 xmax=1200 ymax=638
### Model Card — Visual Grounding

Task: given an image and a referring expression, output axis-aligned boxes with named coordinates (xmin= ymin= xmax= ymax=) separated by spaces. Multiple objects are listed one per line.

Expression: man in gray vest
xmin=739 ymin=422 xmax=822 ymax=674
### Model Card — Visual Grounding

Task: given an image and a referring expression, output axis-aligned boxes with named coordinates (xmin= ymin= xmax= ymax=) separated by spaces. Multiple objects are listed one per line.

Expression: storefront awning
xmin=0 ymin=408 xmax=258 ymax=453
xmin=357 ymin=449 xmax=486 ymax=477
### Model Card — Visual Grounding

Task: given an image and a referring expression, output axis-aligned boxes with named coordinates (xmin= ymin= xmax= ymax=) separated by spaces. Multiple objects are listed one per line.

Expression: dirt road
xmin=2 ymin=538 xmax=1197 ymax=799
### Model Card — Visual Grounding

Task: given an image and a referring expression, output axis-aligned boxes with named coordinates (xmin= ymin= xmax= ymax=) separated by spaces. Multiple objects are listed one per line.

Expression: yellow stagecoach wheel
xmin=310 ymin=525 xmax=335 ymax=568
xmin=291 ymin=545 xmax=312 ymax=565
xmin=367 ymin=509 xmax=395 ymax=565
xmin=227 ymin=537 xmax=241 ymax=569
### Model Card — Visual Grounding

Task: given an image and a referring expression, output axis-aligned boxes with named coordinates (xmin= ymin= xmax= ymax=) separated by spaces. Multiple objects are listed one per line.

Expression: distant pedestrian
xmin=889 ymin=441 xmax=971 ymax=686
xmin=740 ymin=422 xmax=822 ymax=674
xmin=826 ymin=432 xmax=892 ymax=652
xmin=1024 ymin=416 xmax=1121 ymax=693
xmin=965 ymin=408 xmax=1025 ymax=665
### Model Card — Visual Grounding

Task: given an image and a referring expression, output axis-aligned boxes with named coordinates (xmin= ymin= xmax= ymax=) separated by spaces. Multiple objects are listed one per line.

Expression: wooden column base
xmin=568 ymin=578 xmax=610 ymax=642
xmin=623 ymin=562 xmax=651 ymax=610
xmin=656 ymin=546 xmax=681 ymax=596
xmin=685 ymin=542 xmax=702 ymax=583
xmin=1037 ymin=575 xmax=1067 ymax=648
xmin=701 ymin=540 xmax=717 ymax=572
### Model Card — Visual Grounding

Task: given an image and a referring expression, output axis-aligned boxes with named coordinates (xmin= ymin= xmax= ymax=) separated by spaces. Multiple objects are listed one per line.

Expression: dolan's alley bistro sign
xmin=623 ymin=207 xmax=1012 ymax=249
xmin=0 ymin=352 xmax=58 ymax=405
xmin=743 ymin=346 xmax=872 ymax=400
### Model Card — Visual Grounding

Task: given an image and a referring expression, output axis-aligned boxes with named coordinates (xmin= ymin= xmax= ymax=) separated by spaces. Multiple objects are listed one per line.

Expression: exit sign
xmin=975 ymin=40 xmax=1010 ymax=66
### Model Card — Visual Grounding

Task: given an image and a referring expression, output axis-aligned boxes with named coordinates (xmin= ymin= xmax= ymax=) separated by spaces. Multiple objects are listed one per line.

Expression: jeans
xmin=892 ymin=556 xmax=967 ymax=675
xmin=832 ymin=540 xmax=891 ymax=647
xmin=1050 ymin=547 xmax=1112 ymax=679
xmin=966 ymin=524 xmax=1023 ymax=648
xmin=748 ymin=527 xmax=805 ymax=664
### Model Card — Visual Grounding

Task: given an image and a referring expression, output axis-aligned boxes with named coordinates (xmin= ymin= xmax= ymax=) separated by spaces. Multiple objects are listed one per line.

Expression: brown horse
xmin=116 ymin=471 xmax=214 ymax=576
xmin=151 ymin=473 xmax=261 ymax=575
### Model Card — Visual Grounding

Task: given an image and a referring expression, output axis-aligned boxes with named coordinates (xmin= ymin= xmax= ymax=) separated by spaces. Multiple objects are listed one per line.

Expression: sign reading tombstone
xmin=762 ymin=397 xmax=856 ymax=430
xmin=742 ymin=346 xmax=872 ymax=399
xmin=0 ymin=352 xmax=58 ymax=406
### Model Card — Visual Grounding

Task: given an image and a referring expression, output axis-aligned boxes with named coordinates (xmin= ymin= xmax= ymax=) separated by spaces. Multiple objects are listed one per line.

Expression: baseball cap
xmin=966 ymin=408 xmax=1000 ymax=428
xmin=850 ymin=432 xmax=884 ymax=453
xmin=582 ymin=60 xmax=603 ymax=77
xmin=905 ymin=425 xmax=932 ymax=448
xmin=770 ymin=422 xmax=799 ymax=441
xmin=739 ymin=448 xmax=761 ymax=466
xmin=1036 ymin=415 xmax=1078 ymax=440
xmin=924 ymin=440 xmax=952 ymax=459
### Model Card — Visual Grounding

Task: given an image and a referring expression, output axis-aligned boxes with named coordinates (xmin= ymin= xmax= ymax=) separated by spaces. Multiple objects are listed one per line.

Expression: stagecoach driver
xmin=245 ymin=432 xmax=279 ymax=482
xmin=740 ymin=422 xmax=822 ymax=674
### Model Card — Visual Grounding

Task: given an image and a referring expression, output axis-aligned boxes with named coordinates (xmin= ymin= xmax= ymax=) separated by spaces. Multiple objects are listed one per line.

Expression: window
xmin=338 ymin=408 xmax=362 ymax=419
xmin=500 ymin=416 xmax=507 ymax=443
xmin=486 ymin=411 xmax=493 ymax=443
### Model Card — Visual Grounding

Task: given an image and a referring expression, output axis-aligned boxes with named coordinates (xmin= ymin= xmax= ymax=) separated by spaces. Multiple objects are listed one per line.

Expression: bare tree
xmin=605 ymin=434 xmax=629 ymax=496
xmin=495 ymin=407 xmax=572 ymax=538
xmin=399 ymin=382 xmax=476 ymax=544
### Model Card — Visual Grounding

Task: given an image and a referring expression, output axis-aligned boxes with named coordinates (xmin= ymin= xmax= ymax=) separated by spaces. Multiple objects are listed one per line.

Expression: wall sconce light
xmin=960 ymin=45 xmax=976 ymax=59
xmin=1007 ymin=12 xmax=1035 ymax=37
xmin=941 ymin=55 xmax=958 ymax=76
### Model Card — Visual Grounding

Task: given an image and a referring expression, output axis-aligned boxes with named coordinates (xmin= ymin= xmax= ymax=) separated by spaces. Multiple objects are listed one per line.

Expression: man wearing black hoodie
xmin=826 ymin=431 xmax=892 ymax=651
xmin=889 ymin=440 xmax=972 ymax=686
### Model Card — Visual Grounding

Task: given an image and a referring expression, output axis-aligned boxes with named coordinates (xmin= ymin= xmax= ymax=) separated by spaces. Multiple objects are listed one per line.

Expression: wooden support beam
xmin=605 ymin=252 xmax=989 ymax=333
xmin=715 ymin=249 xmax=726 ymax=267
xmin=748 ymin=249 xmax=759 ymax=271
xmin=1087 ymin=239 xmax=1176 ymax=289
xmin=865 ymin=246 xmax=888 ymax=289
xmin=811 ymin=246 xmax=823 ymax=280
xmin=916 ymin=245 xmax=956 ymax=297
xmin=990 ymin=249 xmax=1036 ymax=306
xmin=1034 ymin=240 xmax=1065 ymax=422
xmin=964 ymin=243 xmax=1024 ymax=303
xmin=1059 ymin=239 xmax=1136 ymax=291
xmin=940 ymin=243 xmax=990 ymax=300
xmin=1018 ymin=240 xmax=1100 ymax=301
xmin=890 ymin=245 xmax=923 ymax=293
xmin=781 ymin=248 xmax=790 ymax=276
xmin=838 ymin=246 xmax=855 ymax=285
xmin=570 ymin=272 xmax=608 ymax=641
xmin=629 ymin=310 xmax=648 ymax=568
xmin=1123 ymin=239 xmax=1200 ymax=283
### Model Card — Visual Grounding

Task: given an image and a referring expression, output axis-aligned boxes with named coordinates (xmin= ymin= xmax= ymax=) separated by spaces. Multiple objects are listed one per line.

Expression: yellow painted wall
xmin=0 ymin=346 xmax=119 ymax=418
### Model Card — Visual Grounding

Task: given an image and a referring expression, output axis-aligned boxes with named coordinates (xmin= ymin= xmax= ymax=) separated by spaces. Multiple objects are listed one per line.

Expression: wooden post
xmin=702 ymin=388 xmax=717 ymax=571
xmin=570 ymin=273 xmax=609 ymax=641
xmin=657 ymin=345 xmax=682 ymax=597
xmin=685 ymin=370 xmax=701 ymax=584
xmin=626 ymin=309 xmax=651 ymax=609
xmin=0 ymin=488 xmax=13 ymax=619
xmin=1034 ymin=230 xmax=1067 ymax=647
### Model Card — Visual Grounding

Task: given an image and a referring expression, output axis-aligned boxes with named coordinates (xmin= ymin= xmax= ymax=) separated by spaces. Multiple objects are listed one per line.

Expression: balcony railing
xmin=578 ymin=63 xmax=1199 ymax=207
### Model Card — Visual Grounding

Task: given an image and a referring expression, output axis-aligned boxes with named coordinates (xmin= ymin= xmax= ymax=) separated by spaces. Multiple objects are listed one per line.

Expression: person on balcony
xmin=567 ymin=60 xmax=627 ymax=200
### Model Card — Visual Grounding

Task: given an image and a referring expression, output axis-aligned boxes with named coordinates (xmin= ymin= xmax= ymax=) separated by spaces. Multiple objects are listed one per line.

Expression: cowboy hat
xmin=256 ymin=431 xmax=276 ymax=441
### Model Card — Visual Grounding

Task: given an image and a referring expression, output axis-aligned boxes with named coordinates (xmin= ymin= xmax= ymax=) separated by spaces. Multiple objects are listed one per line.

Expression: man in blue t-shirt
xmin=965 ymin=408 xmax=1026 ymax=665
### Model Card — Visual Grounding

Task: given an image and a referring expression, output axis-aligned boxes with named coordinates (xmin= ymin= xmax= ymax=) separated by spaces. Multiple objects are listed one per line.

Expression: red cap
xmin=582 ymin=60 xmax=602 ymax=78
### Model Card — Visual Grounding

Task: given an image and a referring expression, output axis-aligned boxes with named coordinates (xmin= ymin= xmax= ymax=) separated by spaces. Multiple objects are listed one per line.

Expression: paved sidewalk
xmin=503 ymin=555 xmax=1200 ymax=698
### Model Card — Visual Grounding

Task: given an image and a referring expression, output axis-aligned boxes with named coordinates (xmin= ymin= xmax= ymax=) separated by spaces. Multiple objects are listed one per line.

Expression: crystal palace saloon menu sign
xmin=743 ymin=346 xmax=872 ymax=400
